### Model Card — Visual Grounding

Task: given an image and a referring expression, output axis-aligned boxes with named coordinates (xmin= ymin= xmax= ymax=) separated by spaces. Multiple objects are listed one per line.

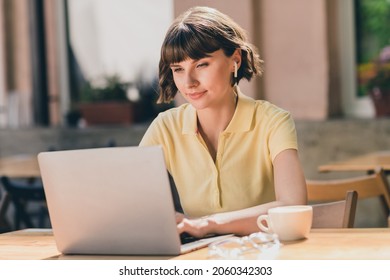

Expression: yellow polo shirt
xmin=139 ymin=89 xmax=298 ymax=217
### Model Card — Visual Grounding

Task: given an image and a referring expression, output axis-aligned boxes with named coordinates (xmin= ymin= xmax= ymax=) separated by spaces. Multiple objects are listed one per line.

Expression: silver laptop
xmin=38 ymin=146 xmax=231 ymax=255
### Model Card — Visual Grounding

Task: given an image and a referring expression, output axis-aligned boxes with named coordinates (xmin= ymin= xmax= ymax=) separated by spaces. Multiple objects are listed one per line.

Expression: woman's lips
xmin=186 ymin=90 xmax=207 ymax=100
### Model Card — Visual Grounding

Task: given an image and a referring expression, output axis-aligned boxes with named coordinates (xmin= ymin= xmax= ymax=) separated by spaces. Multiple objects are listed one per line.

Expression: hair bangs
xmin=162 ymin=24 xmax=221 ymax=65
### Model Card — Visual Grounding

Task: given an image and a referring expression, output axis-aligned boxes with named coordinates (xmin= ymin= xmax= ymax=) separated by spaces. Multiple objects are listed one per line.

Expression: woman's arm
xmin=177 ymin=149 xmax=307 ymax=237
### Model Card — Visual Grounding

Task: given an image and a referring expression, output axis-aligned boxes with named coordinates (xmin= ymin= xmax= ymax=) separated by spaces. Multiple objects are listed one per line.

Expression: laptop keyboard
xmin=180 ymin=232 xmax=200 ymax=244
xmin=180 ymin=232 xmax=223 ymax=245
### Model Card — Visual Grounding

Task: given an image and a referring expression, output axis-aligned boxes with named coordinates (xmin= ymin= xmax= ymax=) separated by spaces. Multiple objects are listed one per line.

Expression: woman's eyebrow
xmin=170 ymin=58 xmax=207 ymax=67
xmin=170 ymin=64 xmax=181 ymax=68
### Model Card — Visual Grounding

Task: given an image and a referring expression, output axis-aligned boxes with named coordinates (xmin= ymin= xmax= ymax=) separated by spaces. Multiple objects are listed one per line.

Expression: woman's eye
xmin=172 ymin=68 xmax=183 ymax=73
xmin=197 ymin=63 xmax=208 ymax=68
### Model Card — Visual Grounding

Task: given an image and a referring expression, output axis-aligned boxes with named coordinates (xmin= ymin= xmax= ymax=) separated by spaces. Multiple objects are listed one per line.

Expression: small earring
xmin=234 ymin=62 xmax=238 ymax=86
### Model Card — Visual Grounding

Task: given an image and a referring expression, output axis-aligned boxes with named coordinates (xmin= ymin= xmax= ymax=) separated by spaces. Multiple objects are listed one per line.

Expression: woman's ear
xmin=232 ymin=48 xmax=242 ymax=69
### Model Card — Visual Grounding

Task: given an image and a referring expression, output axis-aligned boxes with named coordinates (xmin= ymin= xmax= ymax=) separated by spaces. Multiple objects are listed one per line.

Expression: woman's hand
xmin=175 ymin=212 xmax=185 ymax=224
xmin=177 ymin=216 xmax=216 ymax=238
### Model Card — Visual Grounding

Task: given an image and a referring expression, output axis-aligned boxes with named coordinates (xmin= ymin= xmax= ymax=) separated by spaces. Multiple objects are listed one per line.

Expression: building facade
xmin=0 ymin=0 xmax=377 ymax=128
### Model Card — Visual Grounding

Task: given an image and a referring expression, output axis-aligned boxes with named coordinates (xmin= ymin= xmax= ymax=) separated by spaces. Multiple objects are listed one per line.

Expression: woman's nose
xmin=184 ymin=71 xmax=199 ymax=88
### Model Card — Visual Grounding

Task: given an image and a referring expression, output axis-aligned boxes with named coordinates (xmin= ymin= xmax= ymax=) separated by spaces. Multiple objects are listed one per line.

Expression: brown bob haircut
xmin=158 ymin=6 xmax=263 ymax=103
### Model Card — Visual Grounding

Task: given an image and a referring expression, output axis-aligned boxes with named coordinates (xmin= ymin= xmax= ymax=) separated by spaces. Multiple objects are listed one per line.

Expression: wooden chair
xmin=311 ymin=190 xmax=358 ymax=228
xmin=0 ymin=176 xmax=48 ymax=230
xmin=307 ymin=167 xmax=390 ymax=227
xmin=0 ymin=190 xmax=12 ymax=232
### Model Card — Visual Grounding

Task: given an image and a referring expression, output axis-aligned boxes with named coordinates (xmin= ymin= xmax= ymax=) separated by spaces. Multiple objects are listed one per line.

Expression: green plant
xmin=79 ymin=74 xmax=130 ymax=102
xmin=367 ymin=63 xmax=390 ymax=93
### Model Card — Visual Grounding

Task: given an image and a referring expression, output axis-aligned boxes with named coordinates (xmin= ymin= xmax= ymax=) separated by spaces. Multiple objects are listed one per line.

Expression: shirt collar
xmin=182 ymin=87 xmax=256 ymax=135
xmin=225 ymin=87 xmax=255 ymax=132
xmin=182 ymin=104 xmax=198 ymax=135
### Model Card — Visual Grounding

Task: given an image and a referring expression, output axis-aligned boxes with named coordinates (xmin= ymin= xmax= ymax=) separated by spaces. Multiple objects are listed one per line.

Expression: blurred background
xmin=0 ymin=0 xmax=389 ymax=230
xmin=1 ymin=0 xmax=390 ymax=125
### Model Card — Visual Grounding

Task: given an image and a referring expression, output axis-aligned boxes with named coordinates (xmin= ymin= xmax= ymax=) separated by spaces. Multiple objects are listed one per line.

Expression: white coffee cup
xmin=257 ymin=205 xmax=313 ymax=241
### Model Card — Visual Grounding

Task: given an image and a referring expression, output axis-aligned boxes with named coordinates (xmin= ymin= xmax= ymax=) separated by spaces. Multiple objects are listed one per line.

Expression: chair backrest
xmin=0 ymin=176 xmax=45 ymax=200
xmin=307 ymin=167 xmax=390 ymax=227
xmin=0 ymin=176 xmax=47 ymax=229
xmin=311 ymin=190 xmax=358 ymax=228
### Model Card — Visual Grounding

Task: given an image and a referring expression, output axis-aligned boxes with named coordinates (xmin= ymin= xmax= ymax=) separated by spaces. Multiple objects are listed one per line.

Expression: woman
xmin=139 ymin=6 xmax=307 ymax=237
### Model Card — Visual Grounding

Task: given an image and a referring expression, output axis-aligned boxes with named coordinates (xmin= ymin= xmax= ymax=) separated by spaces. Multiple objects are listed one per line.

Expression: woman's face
xmin=170 ymin=49 xmax=237 ymax=110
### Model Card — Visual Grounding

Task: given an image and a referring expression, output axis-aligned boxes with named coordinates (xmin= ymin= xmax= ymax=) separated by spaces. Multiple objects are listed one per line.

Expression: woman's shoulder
xmin=256 ymin=100 xmax=290 ymax=115
xmin=153 ymin=103 xmax=194 ymax=126
xmin=239 ymin=93 xmax=291 ymax=119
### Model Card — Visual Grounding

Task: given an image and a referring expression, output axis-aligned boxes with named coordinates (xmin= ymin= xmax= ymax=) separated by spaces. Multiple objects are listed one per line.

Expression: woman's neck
xmin=196 ymin=90 xmax=238 ymax=161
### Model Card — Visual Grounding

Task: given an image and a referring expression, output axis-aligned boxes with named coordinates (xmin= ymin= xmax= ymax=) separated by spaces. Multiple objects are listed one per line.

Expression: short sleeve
xmin=268 ymin=110 xmax=298 ymax=161
xmin=139 ymin=115 xmax=162 ymax=147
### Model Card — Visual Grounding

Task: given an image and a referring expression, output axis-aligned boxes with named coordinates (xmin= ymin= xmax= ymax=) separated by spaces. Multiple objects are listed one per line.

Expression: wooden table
xmin=0 ymin=154 xmax=40 ymax=178
xmin=318 ymin=150 xmax=390 ymax=173
xmin=1 ymin=228 xmax=390 ymax=260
